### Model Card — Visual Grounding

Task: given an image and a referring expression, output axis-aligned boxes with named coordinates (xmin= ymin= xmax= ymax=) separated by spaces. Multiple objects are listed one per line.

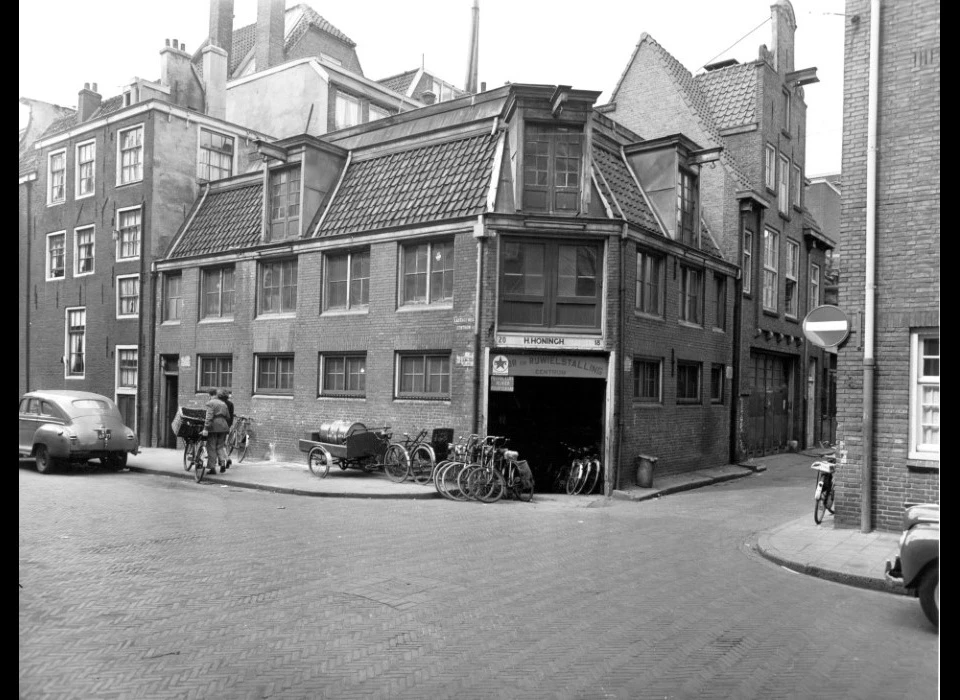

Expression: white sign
xmin=490 ymin=376 xmax=515 ymax=392
xmin=495 ymin=333 xmax=604 ymax=350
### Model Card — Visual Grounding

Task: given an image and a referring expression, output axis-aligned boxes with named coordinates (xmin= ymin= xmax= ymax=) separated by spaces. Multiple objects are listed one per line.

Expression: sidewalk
xmin=125 ymin=447 xmax=906 ymax=595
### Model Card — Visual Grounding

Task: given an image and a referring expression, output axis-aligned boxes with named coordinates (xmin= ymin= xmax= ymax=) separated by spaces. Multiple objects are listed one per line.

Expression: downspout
xmin=473 ymin=215 xmax=485 ymax=434
xmin=24 ymin=178 xmax=33 ymax=392
xmin=147 ymin=267 xmax=159 ymax=447
xmin=138 ymin=197 xmax=152 ymax=446
xmin=614 ymin=221 xmax=628 ymax=495
xmin=861 ymin=0 xmax=881 ymax=533
xmin=730 ymin=217 xmax=744 ymax=464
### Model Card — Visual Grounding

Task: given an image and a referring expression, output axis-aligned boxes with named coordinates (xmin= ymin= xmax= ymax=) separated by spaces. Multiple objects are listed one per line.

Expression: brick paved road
xmin=19 ymin=458 xmax=938 ymax=700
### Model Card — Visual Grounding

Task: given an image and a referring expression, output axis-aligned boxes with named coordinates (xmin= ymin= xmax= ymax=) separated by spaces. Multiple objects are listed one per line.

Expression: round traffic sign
xmin=803 ymin=305 xmax=850 ymax=348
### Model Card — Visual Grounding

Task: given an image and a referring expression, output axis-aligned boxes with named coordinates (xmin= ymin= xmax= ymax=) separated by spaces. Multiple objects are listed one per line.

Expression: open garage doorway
xmin=487 ymin=353 xmax=607 ymax=493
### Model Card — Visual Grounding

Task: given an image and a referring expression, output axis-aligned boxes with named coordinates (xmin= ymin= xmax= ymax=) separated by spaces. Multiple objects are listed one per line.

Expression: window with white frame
xmin=116 ymin=274 xmax=140 ymax=318
xmin=76 ymin=140 xmax=96 ymax=198
xmin=397 ymin=352 xmax=450 ymax=399
xmin=909 ymin=332 xmax=939 ymax=459
xmin=369 ymin=104 xmax=390 ymax=122
xmin=198 ymin=355 xmax=233 ymax=392
xmin=269 ymin=167 xmax=301 ymax=241
xmin=679 ymin=265 xmax=703 ymax=325
xmin=335 ymin=92 xmax=361 ymax=129
xmin=764 ymin=144 xmax=777 ymax=191
xmin=320 ymin=353 xmax=367 ymax=397
xmin=48 ymin=149 xmax=66 ymax=204
xmin=116 ymin=207 xmax=141 ymax=260
xmin=198 ymin=128 xmax=234 ymax=181
xmin=791 ymin=163 xmax=802 ymax=208
xmin=324 ymin=250 xmax=370 ymax=311
xmin=633 ymin=358 xmax=662 ymax=403
xmin=65 ymin=308 xmax=86 ymax=377
xmin=255 ymin=354 xmax=294 ymax=395
xmin=635 ymin=250 xmax=664 ymax=317
xmin=117 ymin=125 xmax=144 ymax=184
xmin=431 ymin=79 xmax=456 ymax=102
xmin=400 ymin=240 xmax=454 ymax=306
xmin=201 ymin=266 xmax=235 ymax=318
xmin=163 ymin=272 xmax=183 ymax=322
xmin=258 ymin=259 xmax=298 ymax=315
xmin=47 ymin=231 xmax=66 ymax=280
xmin=742 ymin=229 xmax=753 ymax=295
xmin=115 ymin=346 xmax=138 ymax=430
xmin=762 ymin=229 xmax=779 ymax=312
xmin=75 ymin=226 xmax=95 ymax=276
xmin=676 ymin=361 xmax=701 ymax=404
xmin=523 ymin=123 xmax=582 ymax=214
xmin=809 ymin=263 xmax=821 ymax=310
xmin=677 ymin=169 xmax=699 ymax=247
xmin=778 ymin=155 xmax=790 ymax=214
xmin=784 ymin=240 xmax=800 ymax=318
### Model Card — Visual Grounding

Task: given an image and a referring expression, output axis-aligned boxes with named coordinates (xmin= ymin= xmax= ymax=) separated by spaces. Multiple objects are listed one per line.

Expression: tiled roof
xmin=286 ymin=4 xmax=355 ymax=48
xmin=699 ymin=217 xmax=724 ymax=259
xmin=39 ymin=95 xmax=124 ymax=140
xmin=695 ymin=63 xmax=757 ymax=130
xmin=168 ymin=180 xmax=264 ymax=259
xmin=591 ymin=145 xmax=662 ymax=235
xmin=318 ymin=133 xmax=499 ymax=236
xmin=377 ymin=69 xmax=418 ymax=95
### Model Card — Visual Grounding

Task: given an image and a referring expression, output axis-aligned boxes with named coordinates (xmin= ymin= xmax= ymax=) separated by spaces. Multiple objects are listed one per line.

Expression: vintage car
xmin=18 ymin=390 xmax=139 ymax=473
xmin=885 ymin=503 xmax=939 ymax=628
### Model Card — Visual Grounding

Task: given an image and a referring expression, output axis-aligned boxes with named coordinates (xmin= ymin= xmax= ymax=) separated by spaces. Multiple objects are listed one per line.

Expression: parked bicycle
xmin=563 ymin=444 xmax=602 ymax=495
xmin=172 ymin=406 xmax=211 ymax=483
xmin=457 ymin=435 xmax=534 ymax=503
xmin=812 ymin=446 xmax=837 ymax=524
xmin=383 ymin=429 xmax=436 ymax=484
xmin=226 ymin=414 xmax=252 ymax=463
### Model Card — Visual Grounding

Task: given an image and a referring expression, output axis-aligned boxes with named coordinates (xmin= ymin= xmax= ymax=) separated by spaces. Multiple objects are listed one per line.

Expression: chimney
xmin=78 ymin=82 xmax=102 ymax=122
xmin=464 ymin=0 xmax=480 ymax=93
xmin=209 ymin=0 xmax=234 ymax=72
xmin=421 ymin=90 xmax=436 ymax=106
xmin=256 ymin=0 xmax=285 ymax=72
xmin=770 ymin=0 xmax=796 ymax=75
xmin=160 ymin=38 xmax=195 ymax=106
xmin=202 ymin=43 xmax=228 ymax=120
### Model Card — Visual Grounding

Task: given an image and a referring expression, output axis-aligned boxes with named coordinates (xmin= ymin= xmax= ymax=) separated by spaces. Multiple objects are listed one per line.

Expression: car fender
xmin=31 ymin=423 xmax=72 ymax=459
xmin=900 ymin=524 xmax=939 ymax=588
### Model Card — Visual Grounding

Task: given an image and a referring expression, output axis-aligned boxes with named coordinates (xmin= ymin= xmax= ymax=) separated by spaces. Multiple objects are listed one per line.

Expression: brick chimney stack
xmin=78 ymin=82 xmax=102 ymax=122
xmin=209 ymin=0 xmax=234 ymax=75
xmin=770 ymin=0 xmax=797 ymax=75
xmin=202 ymin=43 xmax=228 ymax=120
xmin=256 ymin=0 xmax=285 ymax=72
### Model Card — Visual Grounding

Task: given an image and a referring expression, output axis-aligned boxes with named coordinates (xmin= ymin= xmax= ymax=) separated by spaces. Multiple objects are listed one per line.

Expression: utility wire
xmin=697 ymin=16 xmax=771 ymax=71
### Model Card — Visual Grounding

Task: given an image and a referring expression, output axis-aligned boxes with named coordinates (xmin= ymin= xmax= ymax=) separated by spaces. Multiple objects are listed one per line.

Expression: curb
xmin=611 ymin=468 xmax=755 ymax=503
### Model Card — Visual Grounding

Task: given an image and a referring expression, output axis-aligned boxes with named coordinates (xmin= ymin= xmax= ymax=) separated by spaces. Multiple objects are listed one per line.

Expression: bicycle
xmin=812 ymin=446 xmax=837 ymax=524
xmin=457 ymin=436 xmax=533 ymax=503
xmin=383 ymin=429 xmax=435 ymax=484
xmin=226 ymin=415 xmax=252 ymax=463
xmin=562 ymin=445 xmax=601 ymax=495
xmin=182 ymin=436 xmax=210 ymax=483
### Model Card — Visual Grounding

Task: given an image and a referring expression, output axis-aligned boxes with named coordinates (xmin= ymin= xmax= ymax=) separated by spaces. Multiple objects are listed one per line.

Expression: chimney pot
xmin=92 ymin=83 xmax=97 ymax=92
xmin=165 ymin=38 xmax=170 ymax=47
xmin=84 ymin=82 xmax=90 ymax=90
xmin=181 ymin=42 xmax=185 ymax=51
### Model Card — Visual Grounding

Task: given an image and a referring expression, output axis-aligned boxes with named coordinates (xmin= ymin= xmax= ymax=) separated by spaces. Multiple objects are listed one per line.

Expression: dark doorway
xmin=745 ymin=351 xmax=793 ymax=456
xmin=160 ymin=355 xmax=179 ymax=448
xmin=488 ymin=376 xmax=605 ymax=492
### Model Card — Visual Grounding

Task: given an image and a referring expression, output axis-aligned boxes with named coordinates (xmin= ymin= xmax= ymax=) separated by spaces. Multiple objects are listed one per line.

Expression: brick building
xmin=154 ymin=83 xmax=737 ymax=490
xmin=600 ymin=0 xmax=835 ymax=459
xmin=835 ymin=0 xmax=939 ymax=530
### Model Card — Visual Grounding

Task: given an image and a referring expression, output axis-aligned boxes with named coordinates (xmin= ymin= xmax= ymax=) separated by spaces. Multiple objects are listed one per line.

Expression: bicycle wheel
xmin=237 ymin=434 xmax=249 ymax=463
xmin=566 ymin=461 xmax=583 ymax=495
xmin=581 ymin=459 xmax=601 ymax=495
xmin=410 ymin=445 xmax=436 ymax=485
xmin=824 ymin=485 xmax=835 ymax=514
xmin=814 ymin=487 xmax=827 ymax=524
xmin=438 ymin=462 xmax=468 ymax=501
xmin=183 ymin=441 xmax=194 ymax=472
xmin=308 ymin=447 xmax=331 ymax=478
xmin=383 ymin=444 xmax=410 ymax=483
xmin=457 ymin=464 xmax=482 ymax=500
xmin=511 ymin=462 xmax=534 ymax=502
xmin=463 ymin=465 xmax=503 ymax=503
xmin=225 ymin=427 xmax=238 ymax=459
xmin=194 ymin=444 xmax=208 ymax=483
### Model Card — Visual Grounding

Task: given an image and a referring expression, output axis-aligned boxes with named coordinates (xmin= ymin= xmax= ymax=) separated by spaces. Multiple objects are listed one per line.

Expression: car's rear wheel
xmin=34 ymin=445 xmax=56 ymax=474
xmin=918 ymin=562 xmax=939 ymax=628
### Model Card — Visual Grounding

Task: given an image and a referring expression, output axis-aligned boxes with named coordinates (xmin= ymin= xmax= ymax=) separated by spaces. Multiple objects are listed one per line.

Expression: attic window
xmin=269 ymin=166 xmax=301 ymax=241
xmin=522 ymin=123 xmax=582 ymax=214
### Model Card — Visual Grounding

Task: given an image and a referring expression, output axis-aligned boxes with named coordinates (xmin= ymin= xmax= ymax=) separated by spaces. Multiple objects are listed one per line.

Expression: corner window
xmin=117 ymin=125 xmax=144 ymax=185
xmin=258 ymin=259 xmax=298 ymax=315
xmin=163 ymin=272 xmax=183 ymax=322
xmin=636 ymin=250 xmax=664 ymax=317
xmin=809 ymin=263 xmax=821 ymax=310
xmin=742 ymin=230 xmax=754 ymax=295
xmin=714 ymin=273 xmax=727 ymax=331
xmin=48 ymin=149 xmax=66 ymax=205
xmin=397 ymin=352 xmax=450 ymax=399
xmin=65 ymin=308 xmax=86 ymax=377
xmin=633 ymin=358 xmax=662 ymax=403
xmin=76 ymin=140 xmax=96 ymax=198
xmin=75 ymin=226 xmax=95 ymax=276
xmin=679 ymin=266 xmax=703 ymax=325
xmin=677 ymin=169 xmax=698 ymax=247
xmin=255 ymin=354 xmax=294 ymax=395
xmin=324 ymin=250 xmax=370 ymax=312
xmin=909 ymin=332 xmax=939 ymax=460
xmin=778 ymin=155 xmax=790 ymax=215
xmin=269 ymin=167 xmax=301 ymax=241
xmin=201 ymin=266 xmax=235 ymax=319
xmin=116 ymin=207 xmax=142 ymax=261
xmin=676 ymin=361 xmax=701 ymax=404
xmin=116 ymin=274 xmax=140 ymax=318
xmin=764 ymin=144 xmax=777 ymax=191
xmin=198 ymin=128 xmax=235 ymax=182
xmin=47 ymin=232 xmax=66 ymax=280
xmin=400 ymin=240 xmax=454 ymax=306
xmin=710 ymin=364 xmax=725 ymax=404
xmin=784 ymin=241 xmax=800 ymax=318
xmin=762 ymin=229 xmax=779 ymax=312
xmin=522 ymin=123 xmax=582 ymax=214
xmin=320 ymin=354 xmax=367 ymax=397
xmin=335 ymin=92 xmax=361 ymax=129
xmin=199 ymin=355 xmax=233 ymax=392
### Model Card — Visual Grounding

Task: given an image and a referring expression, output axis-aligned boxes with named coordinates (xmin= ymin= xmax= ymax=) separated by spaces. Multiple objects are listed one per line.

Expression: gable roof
xmin=377 ymin=69 xmax=418 ymax=95
xmin=695 ymin=62 xmax=757 ymax=130
xmin=38 ymin=95 xmax=125 ymax=140
xmin=167 ymin=177 xmax=264 ymax=259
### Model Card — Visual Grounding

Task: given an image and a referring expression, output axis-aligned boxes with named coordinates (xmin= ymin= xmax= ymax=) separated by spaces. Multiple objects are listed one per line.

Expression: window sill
xmin=198 ymin=317 xmax=234 ymax=324
xmin=115 ymin=256 xmax=141 ymax=264
xmin=256 ymin=313 xmax=297 ymax=320
xmin=65 ymin=375 xmax=85 ymax=381
xmin=252 ymin=394 xmax=294 ymax=400
xmin=678 ymin=320 xmax=704 ymax=330
xmin=634 ymin=311 xmax=665 ymax=322
xmin=906 ymin=455 xmax=939 ymax=469
xmin=75 ymin=192 xmax=95 ymax=201
xmin=632 ymin=401 xmax=663 ymax=408
xmin=778 ymin=211 xmax=791 ymax=222
xmin=318 ymin=394 xmax=367 ymax=400
xmin=762 ymin=309 xmax=780 ymax=319
xmin=792 ymin=204 xmax=803 ymax=214
xmin=322 ymin=308 xmax=369 ymax=317
xmin=46 ymin=276 xmax=66 ymax=283
xmin=116 ymin=314 xmax=139 ymax=321
xmin=712 ymin=326 xmax=727 ymax=334
xmin=75 ymin=271 xmax=95 ymax=278
xmin=46 ymin=201 xmax=66 ymax=208
xmin=784 ymin=315 xmax=800 ymax=324
xmin=676 ymin=401 xmax=703 ymax=407
xmin=161 ymin=320 xmax=182 ymax=326
xmin=397 ymin=303 xmax=453 ymax=313
xmin=394 ymin=397 xmax=452 ymax=404
xmin=115 ymin=179 xmax=144 ymax=188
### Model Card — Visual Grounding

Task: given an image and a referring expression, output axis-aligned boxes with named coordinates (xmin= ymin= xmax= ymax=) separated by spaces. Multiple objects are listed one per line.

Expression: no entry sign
xmin=803 ymin=305 xmax=851 ymax=348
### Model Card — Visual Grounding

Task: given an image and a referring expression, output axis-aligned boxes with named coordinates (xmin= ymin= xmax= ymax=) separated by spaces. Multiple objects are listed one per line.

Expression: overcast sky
xmin=19 ymin=0 xmax=845 ymax=174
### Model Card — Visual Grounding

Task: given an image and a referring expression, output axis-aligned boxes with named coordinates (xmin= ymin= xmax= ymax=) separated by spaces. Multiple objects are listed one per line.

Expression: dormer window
xmin=522 ymin=123 xmax=582 ymax=214
xmin=269 ymin=166 xmax=301 ymax=241
xmin=677 ymin=169 xmax=699 ymax=248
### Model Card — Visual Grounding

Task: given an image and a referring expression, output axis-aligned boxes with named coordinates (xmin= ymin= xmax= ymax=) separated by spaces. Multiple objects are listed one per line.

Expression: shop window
xmin=163 ymin=272 xmax=182 ymax=322
xmin=909 ymin=332 xmax=939 ymax=460
xmin=116 ymin=274 xmax=140 ymax=319
xmin=76 ymin=140 xmax=96 ymax=198
xmin=75 ymin=226 xmax=95 ymax=276
xmin=65 ymin=308 xmax=86 ymax=378
xmin=47 ymin=231 xmax=66 ymax=280
xmin=710 ymin=364 xmax=725 ymax=404
xmin=269 ymin=167 xmax=301 ymax=241
xmin=324 ymin=250 xmax=370 ymax=311
xmin=48 ymin=149 xmax=66 ymax=204
xmin=676 ymin=361 xmax=701 ymax=404
xmin=255 ymin=354 xmax=294 ymax=395
xmin=679 ymin=266 xmax=703 ymax=326
xmin=258 ymin=259 xmax=298 ymax=315
xmin=636 ymin=250 xmax=664 ymax=317
xmin=396 ymin=353 xmax=450 ymax=399
xmin=198 ymin=128 xmax=234 ymax=182
xmin=198 ymin=355 xmax=233 ymax=392
xmin=762 ymin=229 xmax=779 ymax=312
xmin=320 ymin=354 xmax=366 ymax=397
xmin=201 ymin=266 xmax=235 ymax=319
xmin=522 ymin=123 xmax=582 ymax=214
xmin=633 ymin=358 xmax=662 ymax=403
xmin=400 ymin=240 xmax=453 ymax=306
xmin=785 ymin=241 xmax=800 ymax=318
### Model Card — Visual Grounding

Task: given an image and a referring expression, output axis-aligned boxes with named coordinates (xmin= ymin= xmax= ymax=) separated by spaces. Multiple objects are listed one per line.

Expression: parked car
xmin=885 ymin=503 xmax=939 ymax=628
xmin=18 ymin=390 xmax=139 ymax=473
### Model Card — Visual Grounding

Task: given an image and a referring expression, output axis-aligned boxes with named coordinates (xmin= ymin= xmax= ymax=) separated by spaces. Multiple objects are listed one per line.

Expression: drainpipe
xmin=730 ymin=218 xmax=744 ymax=464
xmin=861 ymin=0 xmax=881 ymax=533
xmin=613 ymin=222 xmax=628 ymax=495
xmin=473 ymin=215 xmax=485 ymax=434
xmin=24 ymin=178 xmax=33 ymax=393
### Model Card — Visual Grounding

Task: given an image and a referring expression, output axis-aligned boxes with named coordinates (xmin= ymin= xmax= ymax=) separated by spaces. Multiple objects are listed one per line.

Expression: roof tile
xmin=695 ymin=64 xmax=757 ymax=130
xmin=591 ymin=145 xmax=662 ymax=234
xmin=169 ymin=180 xmax=264 ymax=259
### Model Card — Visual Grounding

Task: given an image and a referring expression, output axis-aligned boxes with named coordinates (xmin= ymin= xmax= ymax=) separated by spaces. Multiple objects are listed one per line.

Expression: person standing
xmin=222 ymin=390 xmax=235 ymax=470
xmin=201 ymin=388 xmax=231 ymax=473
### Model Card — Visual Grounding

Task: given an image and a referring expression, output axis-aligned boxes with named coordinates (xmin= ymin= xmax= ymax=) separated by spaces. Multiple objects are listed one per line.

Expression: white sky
xmin=19 ymin=0 xmax=845 ymax=175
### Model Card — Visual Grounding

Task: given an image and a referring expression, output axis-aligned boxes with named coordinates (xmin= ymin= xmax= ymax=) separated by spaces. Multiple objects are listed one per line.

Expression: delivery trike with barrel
xmin=297 ymin=420 xmax=404 ymax=478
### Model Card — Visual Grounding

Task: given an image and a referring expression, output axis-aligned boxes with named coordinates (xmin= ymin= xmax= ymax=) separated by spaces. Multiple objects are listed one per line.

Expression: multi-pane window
xmin=711 ymin=364 xmax=725 ymax=404
xmin=522 ymin=123 xmax=582 ymax=213
xmin=118 ymin=125 xmax=144 ymax=184
xmin=201 ymin=266 xmax=235 ymax=319
xmin=778 ymin=155 xmax=790 ymax=214
xmin=676 ymin=361 xmax=701 ymax=404
xmin=784 ymin=240 xmax=800 ymax=318
xmin=324 ymin=250 xmax=370 ymax=311
xmin=809 ymin=263 xmax=821 ymax=310
xmin=677 ymin=169 xmax=698 ymax=247
xmin=633 ymin=358 xmax=662 ymax=403
xmin=48 ymin=150 xmax=66 ymax=204
xmin=116 ymin=347 xmax=138 ymax=388
xmin=743 ymin=230 xmax=754 ymax=295
xmin=258 ymin=259 xmax=298 ymax=315
xmin=198 ymin=128 xmax=234 ymax=181
xmin=679 ymin=266 xmax=703 ymax=325
xmin=47 ymin=232 xmax=66 ymax=280
xmin=791 ymin=163 xmax=802 ymax=208
xmin=76 ymin=140 xmax=96 ymax=197
xmin=762 ymin=229 xmax=779 ymax=312
xmin=117 ymin=207 xmax=141 ymax=260
xmin=75 ymin=226 xmax=95 ymax=275
xmin=269 ymin=167 xmax=301 ymax=241
xmin=335 ymin=92 xmax=361 ymax=129
xmin=397 ymin=353 xmax=451 ymax=399
xmin=714 ymin=273 xmax=727 ymax=330
xmin=500 ymin=239 xmax=601 ymax=330
xmin=369 ymin=104 xmax=390 ymax=121
xmin=910 ymin=332 xmax=940 ymax=459
xmin=255 ymin=355 xmax=295 ymax=395
xmin=65 ymin=308 xmax=86 ymax=377
xmin=764 ymin=144 xmax=777 ymax=191
xmin=199 ymin=355 xmax=233 ymax=392
xmin=400 ymin=240 xmax=454 ymax=306
xmin=431 ymin=79 xmax=456 ymax=102
xmin=117 ymin=274 xmax=140 ymax=318
xmin=163 ymin=272 xmax=183 ymax=322
xmin=320 ymin=354 xmax=367 ymax=397
xmin=636 ymin=250 xmax=664 ymax=316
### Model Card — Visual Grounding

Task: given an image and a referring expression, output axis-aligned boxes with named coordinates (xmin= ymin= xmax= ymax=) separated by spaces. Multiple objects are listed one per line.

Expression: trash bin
xmin=636 ymin=454 xmax=658 ymax=488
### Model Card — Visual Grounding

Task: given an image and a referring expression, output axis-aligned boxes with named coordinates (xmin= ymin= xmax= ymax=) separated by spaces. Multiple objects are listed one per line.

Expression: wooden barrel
xmin=317 ymin=420 xmax=367 ymax=444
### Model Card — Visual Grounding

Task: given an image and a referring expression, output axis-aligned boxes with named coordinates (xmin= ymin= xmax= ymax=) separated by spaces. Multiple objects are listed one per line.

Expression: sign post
xmin=802 ymin=305 xmax=851 ymax=348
